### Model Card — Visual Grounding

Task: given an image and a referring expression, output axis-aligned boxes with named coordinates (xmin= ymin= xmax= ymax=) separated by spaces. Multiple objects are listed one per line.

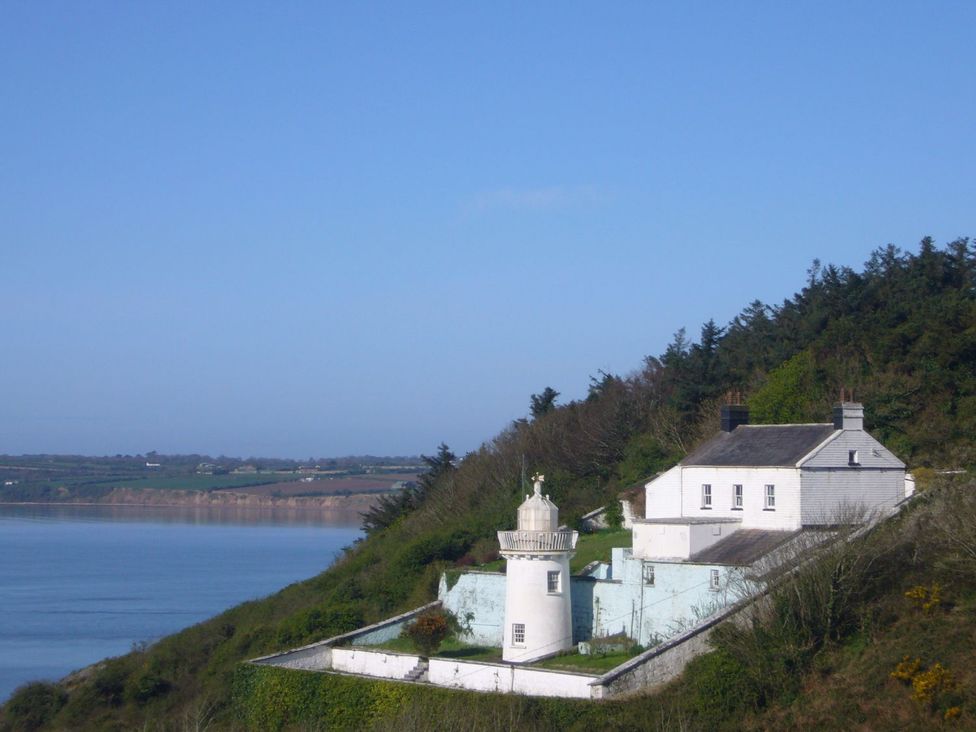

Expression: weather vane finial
xmin=532 ymin=473 xmax=544 ymax=496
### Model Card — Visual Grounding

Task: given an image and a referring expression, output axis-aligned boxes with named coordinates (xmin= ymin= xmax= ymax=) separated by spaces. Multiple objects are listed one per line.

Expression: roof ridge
xmin=739 ymin=423 xmax=833 ymax=428
xmin=681 ymin=423 xmax=837 ymax=467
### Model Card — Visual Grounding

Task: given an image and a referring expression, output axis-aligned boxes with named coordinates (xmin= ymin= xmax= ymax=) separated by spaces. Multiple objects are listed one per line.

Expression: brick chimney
xmin=721 ymin=405 xmax=749 ymax=432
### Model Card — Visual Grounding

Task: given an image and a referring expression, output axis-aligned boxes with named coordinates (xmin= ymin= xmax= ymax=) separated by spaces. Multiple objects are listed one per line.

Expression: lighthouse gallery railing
xmin=497 ymin=530 xmax=578 ymax=552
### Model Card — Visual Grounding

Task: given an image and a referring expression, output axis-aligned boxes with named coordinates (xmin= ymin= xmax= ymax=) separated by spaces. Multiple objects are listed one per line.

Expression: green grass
xmin=533 ymin=648 xmax=637 ymax=673
xmin=473 ymin=558 xmax=505 ymax=572
xmin=570 ymin=527 xmax=631 ymax=572
xmin=361 ymin=636 xmax=502 ymax=662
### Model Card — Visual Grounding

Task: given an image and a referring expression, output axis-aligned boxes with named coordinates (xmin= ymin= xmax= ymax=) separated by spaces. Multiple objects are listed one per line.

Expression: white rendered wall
xmin=429 ymin=658 xmax=512 ymax=693
xmin=632 ymin=521 xmax=740 ymax=560
xmin=621 ymin=499 xmax=637 ymax=529
xmin=645 ymin=466 xmax=682 ymax=517
xmin=678 ymin=467 xmax=802 ymax=530
xmin=511 ymin=666 xmax=595 ymax=697
xmin=632 ymin=523 xmax=690 ymax=559
xmin=330 ymin=648 xmax=420 ymax=679
xmin=427 ymin=659 xmax=595 ymax=698
xmin=438 ymin=571 xmax=506 ymax=646
xmin=591 ymin=554 xmax=736 ymax=646
xmin=503 ymin=554 xmax=573 ymax=662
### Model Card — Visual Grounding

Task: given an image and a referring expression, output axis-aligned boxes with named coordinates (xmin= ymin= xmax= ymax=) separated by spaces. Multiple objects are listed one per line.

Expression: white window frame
xmin=764 ymin=484 xmax=776 ymax=510
xmin=642 ymin=563 xmax=655 ymax=586
xmin=732 ymin=484 xmax=743 ymax=509
xmin=547 ymin=570 xmax=560 ymax=594
xmin=848 ymin=449 xmax=860 ymax=466
xmin=701 ymin=483 xmax=712 ymax=509
xmin=512 ymin=623 xmax=525 ymax=646
xmin=709 ymin=569 xmax=720 ymax=591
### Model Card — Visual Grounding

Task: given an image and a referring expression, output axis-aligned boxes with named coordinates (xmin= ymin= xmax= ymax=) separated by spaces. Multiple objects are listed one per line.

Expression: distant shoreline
xmin=0 ymin=486 xmax=384 ymax=512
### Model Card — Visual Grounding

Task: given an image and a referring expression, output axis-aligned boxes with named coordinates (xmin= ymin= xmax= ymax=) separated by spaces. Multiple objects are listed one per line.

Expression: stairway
xmin=404 ymin=659 xmax=429 ymax=683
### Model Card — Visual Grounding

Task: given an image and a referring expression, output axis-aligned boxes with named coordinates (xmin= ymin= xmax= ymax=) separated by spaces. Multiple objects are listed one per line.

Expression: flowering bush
xmin=890 ymin=656 xmax=921 ymax=682
xmin=904 ymin=583 xmax=942 ymax=614
xmin=891 ymin=656 xmax=958 ymax=716
xmin=404 ymin=610 xmax=450 ymax=657
xmin=910 ymin=663 xmax=955 ymax=706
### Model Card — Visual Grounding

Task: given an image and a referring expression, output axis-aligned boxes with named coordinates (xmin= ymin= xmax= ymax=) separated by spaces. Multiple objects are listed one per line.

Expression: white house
xmin=633 ymin=401 xmax=910 ymax=562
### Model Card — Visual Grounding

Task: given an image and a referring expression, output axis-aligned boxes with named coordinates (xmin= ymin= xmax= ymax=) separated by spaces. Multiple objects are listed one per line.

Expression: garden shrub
xmin=404 ymin=609 xmax=450 ymax=656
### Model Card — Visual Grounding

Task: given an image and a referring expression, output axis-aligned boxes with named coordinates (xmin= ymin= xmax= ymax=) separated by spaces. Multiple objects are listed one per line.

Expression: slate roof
xmin=689 ymin=529 xmax=799 ymax=565
xmin=681 ymin=424 xmax=837 ymax=467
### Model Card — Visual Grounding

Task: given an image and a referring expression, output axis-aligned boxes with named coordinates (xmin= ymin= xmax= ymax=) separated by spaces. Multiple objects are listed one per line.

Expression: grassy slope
xmin=570 ymin=528 xmax=632 ymax=572
xmin=745 ymin=598 xmax=976 ymax=730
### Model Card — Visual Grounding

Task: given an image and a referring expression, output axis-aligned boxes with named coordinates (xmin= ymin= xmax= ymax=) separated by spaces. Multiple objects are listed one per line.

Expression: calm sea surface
xmin=0 ymin=504 xmax=362 ymax=702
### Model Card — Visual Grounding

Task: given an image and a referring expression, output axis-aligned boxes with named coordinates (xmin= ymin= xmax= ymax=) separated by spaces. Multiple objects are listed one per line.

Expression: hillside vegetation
xmin=2 ymin=237 xmax=974 ymax=730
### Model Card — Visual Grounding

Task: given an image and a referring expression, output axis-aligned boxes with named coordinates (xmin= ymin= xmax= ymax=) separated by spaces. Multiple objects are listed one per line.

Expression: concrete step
xmin=404 ymin=659 xmax=429 ymax=682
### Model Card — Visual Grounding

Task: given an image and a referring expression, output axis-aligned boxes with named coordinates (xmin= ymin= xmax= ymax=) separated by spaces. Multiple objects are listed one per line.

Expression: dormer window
xmin=732 ymin=484 xmax=743 ymax=509
xmin=764 ymin=484 xmax=776 ymax=510
xmin=701 ymin=484 xmax=712 ymax=509
xmin=849 ymin=450 xmax=860 ymax=466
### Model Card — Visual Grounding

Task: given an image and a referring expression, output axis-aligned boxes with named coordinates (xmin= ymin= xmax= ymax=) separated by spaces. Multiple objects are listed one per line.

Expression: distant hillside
xmin=3 ymin=237 xmax=973 ymax=730
xmin=0 ymin=453 xmax=422 ymax=505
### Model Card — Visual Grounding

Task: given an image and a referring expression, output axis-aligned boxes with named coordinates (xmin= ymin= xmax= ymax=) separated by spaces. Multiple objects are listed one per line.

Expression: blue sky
xmin=2 ymin=3 xmax=973 ymax=458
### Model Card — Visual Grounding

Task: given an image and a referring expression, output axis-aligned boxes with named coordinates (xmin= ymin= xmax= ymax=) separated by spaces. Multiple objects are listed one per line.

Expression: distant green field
xmin=98 ymin=474 xmax=291 ymax=492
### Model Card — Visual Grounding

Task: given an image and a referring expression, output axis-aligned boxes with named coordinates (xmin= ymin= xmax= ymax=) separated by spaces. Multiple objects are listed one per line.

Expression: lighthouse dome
xmin=517 ymin=475 xmax=559 ymax=531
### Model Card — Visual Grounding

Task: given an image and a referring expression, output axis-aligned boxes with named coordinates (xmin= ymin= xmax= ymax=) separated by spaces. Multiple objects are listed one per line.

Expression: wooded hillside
xmin=3 ymin=237 xmax=973 ymax=731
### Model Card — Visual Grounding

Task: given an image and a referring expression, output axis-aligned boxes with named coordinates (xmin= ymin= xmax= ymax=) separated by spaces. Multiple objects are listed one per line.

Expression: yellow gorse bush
xmin=890 ymin=656 xmax=922 ymax=682
xmin=904 ymin=583 xmax=942 ymax=614
xmin=911 ymin=663 xmax=955 ymax=706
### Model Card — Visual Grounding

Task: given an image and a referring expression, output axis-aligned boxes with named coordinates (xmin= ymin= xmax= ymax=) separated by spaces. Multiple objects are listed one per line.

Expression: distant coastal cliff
xmin=2 ymin=486 xmax=382 ymax=512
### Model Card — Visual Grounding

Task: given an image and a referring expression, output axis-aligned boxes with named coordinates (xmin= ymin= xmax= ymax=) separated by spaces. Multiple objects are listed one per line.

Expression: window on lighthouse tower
xmin=512 ymin=623 xmax=525 ymax=646
xmin=547 ymin=571 xmax=561 ymax=593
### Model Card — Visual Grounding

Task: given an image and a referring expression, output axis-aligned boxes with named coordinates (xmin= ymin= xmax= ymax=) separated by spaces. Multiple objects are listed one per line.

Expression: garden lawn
xmin=571 ymin=528 xmax=632 ymax=573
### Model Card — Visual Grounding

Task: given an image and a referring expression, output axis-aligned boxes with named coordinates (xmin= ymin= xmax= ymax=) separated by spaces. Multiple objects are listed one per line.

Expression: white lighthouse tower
xmin=499 ymin=475 xmax=577 ymax=663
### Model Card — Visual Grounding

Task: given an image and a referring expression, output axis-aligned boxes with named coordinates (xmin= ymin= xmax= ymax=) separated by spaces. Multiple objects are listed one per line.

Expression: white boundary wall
xmin=331 ymin=648 xmax=420 ymax=679
xmin=428 ymin=659 xmax=596 ymax=698
xmin=250 ymin=600 xmax=440 ymax=671
xmin=590 ymin=601 xmax=741 ymax=698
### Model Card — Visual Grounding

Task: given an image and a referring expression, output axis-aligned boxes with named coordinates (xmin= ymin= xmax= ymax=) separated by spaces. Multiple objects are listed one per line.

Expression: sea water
xmin=0 ymin=504 xmax=362 ymax=701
